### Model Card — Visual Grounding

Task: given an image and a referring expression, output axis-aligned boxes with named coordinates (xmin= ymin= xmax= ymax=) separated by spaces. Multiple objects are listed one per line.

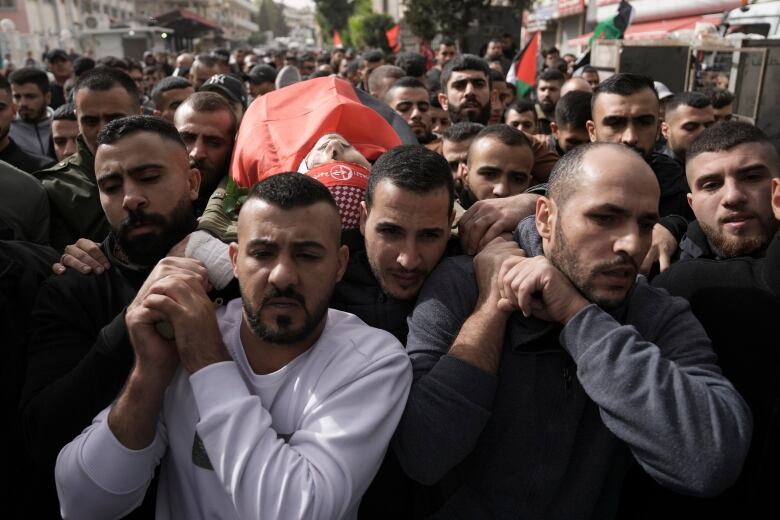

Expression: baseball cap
xmin=47 ymin=49 xmax=70 ymax=62
xmin=654 ymin=81 xmax=674 ymax=101
xmin=199 ymin=73 xmax=247 ymax=109
xmin=248 ymin=64 xmax=277 ymax=85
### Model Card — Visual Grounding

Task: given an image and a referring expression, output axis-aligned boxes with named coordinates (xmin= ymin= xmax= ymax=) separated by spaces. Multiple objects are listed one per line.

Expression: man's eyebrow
xmin=96 ymin=171 xmax=122 ymax=185
xmin=126 ymin=163 xmax=166 ymax=176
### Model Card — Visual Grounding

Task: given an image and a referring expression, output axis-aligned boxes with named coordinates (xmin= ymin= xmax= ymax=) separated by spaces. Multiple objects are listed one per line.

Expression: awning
xmin=568 ymin=13 xmax=723 ymax=47
xmin=153 ymin=9 xmax=223 ymax=38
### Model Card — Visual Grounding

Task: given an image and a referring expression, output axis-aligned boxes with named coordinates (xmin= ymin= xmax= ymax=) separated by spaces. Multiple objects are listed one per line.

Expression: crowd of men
xmin=0 ymin=37 xmax=778 ymax=520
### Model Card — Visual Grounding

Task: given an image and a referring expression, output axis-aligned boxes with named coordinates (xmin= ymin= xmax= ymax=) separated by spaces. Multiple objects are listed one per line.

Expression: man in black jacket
xmin=679 ymin=120 xmax=778 ymax=260
xmin=587 ymin=73 xmax=693 ymax=221
xmin=20 ymin=116 xmax=207 ymax=518
xmin=625 ymin=176 xmax=780 ymax=518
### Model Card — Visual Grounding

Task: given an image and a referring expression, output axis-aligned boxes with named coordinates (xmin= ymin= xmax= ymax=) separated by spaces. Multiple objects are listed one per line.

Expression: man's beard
xmin=449 ymin=99 xmax=491 ymax=125
xmin=0 ymin=124 xmax=9 ymax=142
xmin=19 ymin=107 xmax=44 ymax=123
xmin=241 ymin=285 xmax=330 ymax=344
xmin=192 ymin=158 xmax=228 ymax=196
xmin=539 ymin=99 xmax=555 ymax=115
xmin=115 ymin=197 xmax=196 ymax=266
xmin=548 ymin=218 xmax=637 ymax=309
xmin=699 ymin=216 xmax=778 ymax=258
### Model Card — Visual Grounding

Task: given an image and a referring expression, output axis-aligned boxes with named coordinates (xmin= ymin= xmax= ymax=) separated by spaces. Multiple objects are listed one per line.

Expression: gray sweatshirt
xmin=10 ymin=106 xmax=54 ymax=159
xmin=392 ymin=216 xmax=752 ymax=519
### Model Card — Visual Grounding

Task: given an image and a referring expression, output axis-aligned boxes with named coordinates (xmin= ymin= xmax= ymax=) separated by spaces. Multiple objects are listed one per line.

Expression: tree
xmin=405 ymin=0 xmax=529 ymax=48
xmin=349 ymin=13 xmax=395 ymax=52
xmin=314 ymin=0 xmax=354 ymax=35
xmin=254 ymin=0 xmax=289 ymax=43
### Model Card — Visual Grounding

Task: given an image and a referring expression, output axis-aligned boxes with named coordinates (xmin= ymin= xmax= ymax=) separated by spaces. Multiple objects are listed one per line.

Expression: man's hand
xmin=473 ymin=236 xmax=527 ymax=309
xmin=640 ymin=223 xmax=678 ymax=275
xmin=142 ymin=268 xmax=229 ymax=374
xmin=166 ymin=234 xmax=191 ymax=258
xmin=497 ymin=255 xmax=589 ymax=324
xmin=52 ymin=238 xmax=110 ymax=275
xmin=459 ymin=194 xmax=539 ymax=255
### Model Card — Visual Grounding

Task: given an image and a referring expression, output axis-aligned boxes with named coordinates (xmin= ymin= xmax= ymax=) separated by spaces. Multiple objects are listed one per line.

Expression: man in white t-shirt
xmin=55 ymin=172 xmax=412 ymax=520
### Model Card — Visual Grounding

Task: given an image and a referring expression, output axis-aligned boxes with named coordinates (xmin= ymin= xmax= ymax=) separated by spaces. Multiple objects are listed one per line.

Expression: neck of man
xmin=239 ymin=317 xmax=326 ymax=375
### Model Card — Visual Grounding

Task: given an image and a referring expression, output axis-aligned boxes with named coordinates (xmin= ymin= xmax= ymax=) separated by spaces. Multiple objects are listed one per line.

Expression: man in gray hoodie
xmin=8 ymin=67 xmax=55 ymax=160
xmin=394 ymin=142 xmax=752 ymax=519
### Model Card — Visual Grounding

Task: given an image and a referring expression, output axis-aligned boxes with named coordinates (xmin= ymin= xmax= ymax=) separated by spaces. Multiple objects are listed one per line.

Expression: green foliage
xmin=314 ymin=0 xmax=354 ymax=34
xmin=404 ymin=0 xmax=529 ymax=44
xmin=222 ymin=178 xmax=250 ymax=216
xmin=349 ymin=13 xmax=394 ymax=52
xmin=254 ymin=0 xmax=289 ymax=43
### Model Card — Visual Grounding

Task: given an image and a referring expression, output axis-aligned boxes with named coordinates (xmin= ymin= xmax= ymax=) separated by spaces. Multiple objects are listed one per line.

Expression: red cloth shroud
xmin=305 ymin=161 xmax=369 ymax=230
xmin=231 ymin=76 xmax=402 ymax=187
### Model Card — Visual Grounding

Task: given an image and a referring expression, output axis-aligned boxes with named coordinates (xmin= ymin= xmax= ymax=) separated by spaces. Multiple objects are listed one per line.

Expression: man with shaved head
xmin=56 ymin=172 xmax=412 ymax=519
xmin=394 ymin=142 xmax=751 ymax=518
xmin=369 ymin=65 xmax=405 ymax=100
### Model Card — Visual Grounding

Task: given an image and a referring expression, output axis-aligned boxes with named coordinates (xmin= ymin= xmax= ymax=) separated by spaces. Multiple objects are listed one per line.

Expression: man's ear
xmin=687 ymin=192 xmax=694 ymax=210
xmin=586 ymin=120 xmax=597 ymax=143
xmin=359 ymin=201 xmax=368 ymax=237
xmin=536 ymin=196 xmax=555 ymax=239
xmin=660 ymin=120 xmax=671 ymax=140
xmin=550 ymin=121 xmax=559 ymax=138
xmin=335 ymin=245 xmax=349 ymax=282
xmin=153 ymin=109 xmax=161 ymax=117
xmin=437 ymin=91 xmax=449 ymax=113
xmin=188 ymin=167 xmax=202 ymax=202
xmin=771 ymin=177 xmax=780 ymax=220
xmin=228 ymin=242 xmax=239 ymax=278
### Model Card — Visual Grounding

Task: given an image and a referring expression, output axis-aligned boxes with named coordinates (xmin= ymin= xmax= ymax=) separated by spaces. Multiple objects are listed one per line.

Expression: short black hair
xmin=246 ymin=172 xmax=338 ymax=213
xmin=126 ymin=58 xmax=143 ymax=74
xmin=96 ymin=115 xmax=186 ymax=150
xmin=543 ymin=47 xmax=560 ymax=57
xmin=73 ymin=56 xmax=96 ymax=76
xmin=548 ymin=59 xmax=568 ymax=75
xmin=299 ymin=52 xmax=316 ymax=62
xmin=0 ymin=75 xmax=10 ymax=96
xmin=593 ymin=73 xmax=657 ymax=106
xmin=367 ymin=145 xmax=455 ymax=212
xmin=52 ymin=102 xmax=77 ymax=121
xmin=441 ymin=54 xmax=491 ymax=92
xmin=439 ymin=38 xmax=455 ymax=47
xmin=472 ymin=124 xmax=532 ymax=149
xmin=362 ymin=49 xmax=385 ymax=63
xmin=8 ymin=67 xmax=51 ymax=94
xmin=581 ymin=65 xmax=598 ymax=75
xmin=73 ymin=67 xmax=140 ymax=105
xmin=539 ymin=69 xmax=565 ymax=83
xmin=430 ymin=94 xmax=443 ymax=109
xmin=701 ymin=86 xmax=735 ymax=109
xmin=687 ymin=121 xmax=771 ymax=162
xmin=151 ymin=76 xmax=193 ymax=106
xmin=506 ymin=100 xmax=537 ymax=125
xmin=388 ymin=76 xmax=428 ymax=93
xmin=665 ymin=91 xmax=711 ymax=116
xmin=177 ymin=91 xmax=238 ymax=136
xmin=96 ymin=56 xmax=129 ymax=71
xmin=443 ymin=122 xmax=485 ymax=143
xmin=488 ymin=68 xmax=504 ymax=83
xmin=555 ymin=91 xmax=592 ymax=128
xmin=395 ymin=52 xmax=427 ymax=78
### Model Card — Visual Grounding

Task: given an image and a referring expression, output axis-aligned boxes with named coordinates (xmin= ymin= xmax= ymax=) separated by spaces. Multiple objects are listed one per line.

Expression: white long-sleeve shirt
xmin=55 ymin=301 xmax=412 ymax=520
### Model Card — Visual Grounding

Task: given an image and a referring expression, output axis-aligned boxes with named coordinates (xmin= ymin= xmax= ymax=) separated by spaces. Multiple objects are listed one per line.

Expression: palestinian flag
xmin=506 ymin=32 xmax=540 ymax=99
xmin=589 ymin=0 xmax=635 ymax=45
xmin=386 ymin=24 xmax=401 ymax=53
xmin=333 ymin=31 xmax=342 ymax=47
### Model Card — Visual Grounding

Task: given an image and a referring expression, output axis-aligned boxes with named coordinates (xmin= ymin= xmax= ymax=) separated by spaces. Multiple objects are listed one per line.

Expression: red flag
xmin=507 ymin=32 xmax=540 ymax=98
xmin=385 ymin=25 xmax=401 ymax=54
xmin=419 ymin=39 xmax=435 ymax=70
xmin=333 ymin=31 xmax=342 ymax=47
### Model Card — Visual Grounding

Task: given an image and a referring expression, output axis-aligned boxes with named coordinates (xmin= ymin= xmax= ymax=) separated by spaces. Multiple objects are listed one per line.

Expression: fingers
xmin=639 ymin=246 xmax=659 ymax=275
xmin=658 ymin=249 xmax=672 ymax=273
xmin=64 ymin=239 xmax=110 ymax=274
